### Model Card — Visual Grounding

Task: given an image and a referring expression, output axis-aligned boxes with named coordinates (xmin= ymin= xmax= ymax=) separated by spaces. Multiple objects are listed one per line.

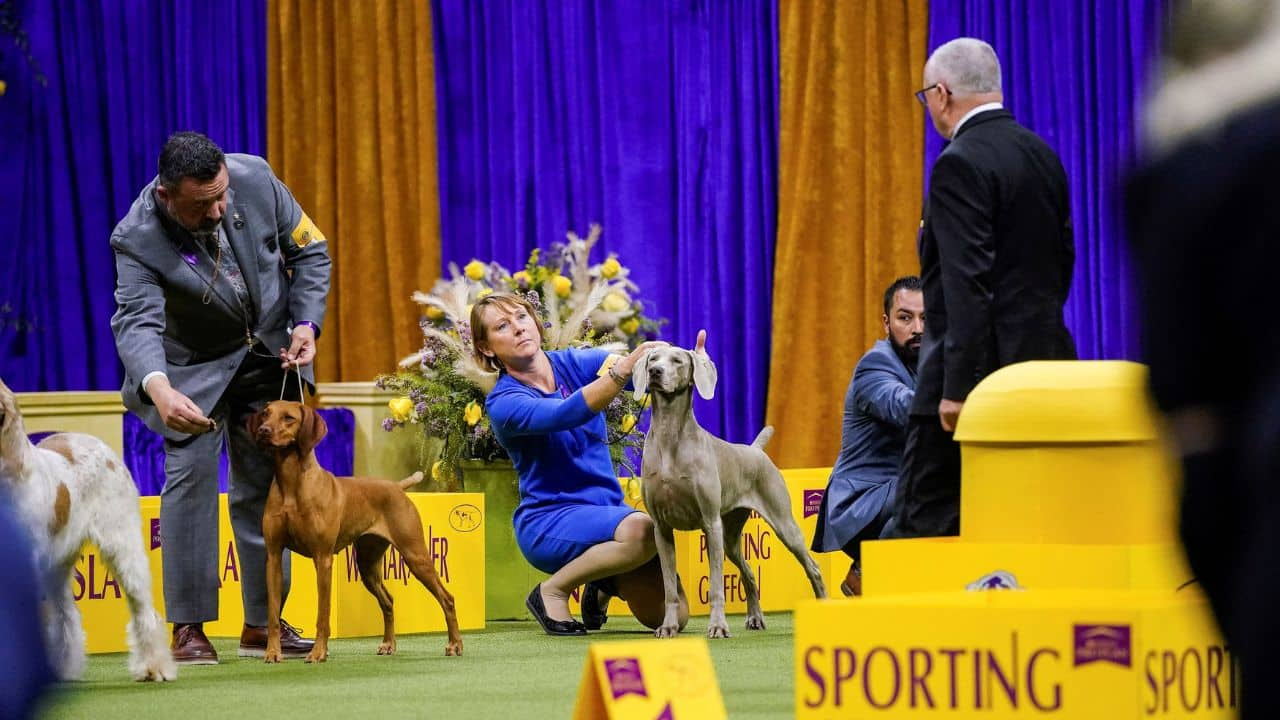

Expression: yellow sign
xmin=573 ymin=638 xmax=726 ymax=720
xmin=77 ymin=492 xmax=486 ymax=652
xmin=795 ymin=590 xmax=1234 ymax=718
xmin=617 ymin=468 xmax=843 ymax=617
xmin=72 ymin=497 xmax=165 ymax=654
xmin=211 ymin=492 xmax=486 ymax=639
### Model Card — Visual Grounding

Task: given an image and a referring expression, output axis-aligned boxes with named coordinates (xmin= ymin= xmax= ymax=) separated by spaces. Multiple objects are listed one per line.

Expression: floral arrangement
xmin=376 ymin=225 xmax=664 ymax=488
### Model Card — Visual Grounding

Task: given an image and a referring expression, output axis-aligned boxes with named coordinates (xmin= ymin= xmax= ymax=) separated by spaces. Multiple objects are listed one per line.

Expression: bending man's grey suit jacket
xmin=812 ymin=339 xmax=916 ymax=552
xmin=110 ymin=154 xmax=331 ymax=441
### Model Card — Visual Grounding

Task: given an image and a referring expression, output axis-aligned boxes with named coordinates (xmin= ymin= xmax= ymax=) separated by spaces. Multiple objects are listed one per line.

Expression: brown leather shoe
xmin=171 ymin=623 xmax=218 ymax=665
xmin=238 ymin=619 xmax=316 ymax=658
xmin=840 ymin=563 xmax=863 ymax=597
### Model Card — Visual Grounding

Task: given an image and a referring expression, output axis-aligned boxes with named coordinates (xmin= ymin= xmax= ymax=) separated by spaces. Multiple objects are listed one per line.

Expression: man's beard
xmin=890 ymin=334 xmax=921 ymax=370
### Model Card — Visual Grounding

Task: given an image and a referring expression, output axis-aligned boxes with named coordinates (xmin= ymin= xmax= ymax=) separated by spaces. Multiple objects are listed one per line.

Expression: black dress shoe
xmin=526 ymin=584 xmax=587 ymax=636
xmin=581 ymin=581 xmax=609 ymax=631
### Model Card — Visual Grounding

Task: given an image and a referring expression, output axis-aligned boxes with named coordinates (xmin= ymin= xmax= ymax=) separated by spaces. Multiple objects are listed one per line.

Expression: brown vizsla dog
xmin=250 ymin=400 xmax=463 ymax=662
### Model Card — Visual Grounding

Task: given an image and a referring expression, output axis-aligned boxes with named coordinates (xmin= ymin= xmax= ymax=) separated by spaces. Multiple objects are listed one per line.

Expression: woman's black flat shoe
xmin=526 ymin=584 xmax=587 ymax=636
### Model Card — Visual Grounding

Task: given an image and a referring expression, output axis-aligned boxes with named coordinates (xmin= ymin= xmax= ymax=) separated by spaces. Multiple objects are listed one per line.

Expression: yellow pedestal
xmin=314 ymin=381 xmax=429 ymax=483
xmin=14 ymin=390 xmax=126 ymax=455
xmin=797 ymin=361 xmax=1228 ymax=717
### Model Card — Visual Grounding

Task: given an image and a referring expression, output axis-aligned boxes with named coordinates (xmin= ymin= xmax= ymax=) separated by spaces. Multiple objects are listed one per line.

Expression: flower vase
xmin=458 ymin=458 xmax=547 ymax=620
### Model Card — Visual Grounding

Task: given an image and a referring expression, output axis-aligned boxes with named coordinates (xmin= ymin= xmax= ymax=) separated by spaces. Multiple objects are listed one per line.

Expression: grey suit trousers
xmin=160 ymin=349 xmax=296 ymax=626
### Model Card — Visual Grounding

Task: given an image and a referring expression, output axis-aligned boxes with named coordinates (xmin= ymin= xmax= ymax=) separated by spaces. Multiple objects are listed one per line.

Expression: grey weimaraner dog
xmin=633 ymin=332 xmax=827 ymax=638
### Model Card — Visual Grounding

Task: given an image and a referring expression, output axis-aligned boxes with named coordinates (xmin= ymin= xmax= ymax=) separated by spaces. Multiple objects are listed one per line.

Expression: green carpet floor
xmin=39 ymin=614 xmax=796 ymax=719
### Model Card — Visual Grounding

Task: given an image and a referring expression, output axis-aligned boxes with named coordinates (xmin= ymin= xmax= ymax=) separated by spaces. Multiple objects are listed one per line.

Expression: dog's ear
xmin=246 ymin=408 xmax=263 ymax=438
xmin=692 ymin=346 xmax=717 ymax=400
xmin=297 ymin=404 xmax=328 ymax=455
xmin=631 ymin=350 xmax=651 ymax=400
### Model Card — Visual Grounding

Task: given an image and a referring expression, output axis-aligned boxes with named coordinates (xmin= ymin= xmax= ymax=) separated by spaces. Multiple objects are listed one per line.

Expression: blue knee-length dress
xmin=486 ymin=348 xmax=637 ymax=574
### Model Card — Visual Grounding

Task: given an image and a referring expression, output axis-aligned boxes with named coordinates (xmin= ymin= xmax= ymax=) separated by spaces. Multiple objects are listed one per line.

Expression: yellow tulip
xmin=600 ymin=257 xmax=622 ymax=279
xmin=464 ymin=401 xmax=483 ymax=426
xmin=601 ymin=291 xmax=629 ymax=313
xmin=476 ymin=288 xmax=493 ymax=300
xmin=618 ymin=317 xmax=640 ymax=335
xmin=388 ymin=397 xmax=414 ymax=422
xmin=512 ymin=270 xmax=532 ymax=286
xmin=431 ymin=460 xmax=449 ymax=482
xmin=425 ymin=305 xmax=445 ymax=320
xmin=619 ymin=413 xmax=637 ymax=434
xmin=637 ymin=393 xmax=651 ymax=409
xmin=552 ymin=275 xmax=573 ymax=298
xmin=464 ymin=259 xmax=486 ymax=281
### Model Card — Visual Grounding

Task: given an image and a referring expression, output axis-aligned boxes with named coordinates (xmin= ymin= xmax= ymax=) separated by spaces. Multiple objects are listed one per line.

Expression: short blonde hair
xmin=470 ymin=293 xmax=545 ymax=373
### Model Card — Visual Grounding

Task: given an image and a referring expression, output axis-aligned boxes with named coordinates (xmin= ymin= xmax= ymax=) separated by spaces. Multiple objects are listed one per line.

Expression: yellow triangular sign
xmin=572 ymin=637 xmax=726 ymax=719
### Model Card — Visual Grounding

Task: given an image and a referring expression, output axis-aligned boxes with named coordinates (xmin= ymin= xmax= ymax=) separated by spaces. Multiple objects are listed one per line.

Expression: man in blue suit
xmin=811 ymin=276 xmax=923 ymax=595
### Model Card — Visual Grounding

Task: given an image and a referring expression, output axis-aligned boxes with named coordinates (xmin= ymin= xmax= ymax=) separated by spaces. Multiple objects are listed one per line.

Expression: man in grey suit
xmin=812 ymin=276 xmax=922 ymax=596
xmin=110 ymin=132 xmax=331 ymax=664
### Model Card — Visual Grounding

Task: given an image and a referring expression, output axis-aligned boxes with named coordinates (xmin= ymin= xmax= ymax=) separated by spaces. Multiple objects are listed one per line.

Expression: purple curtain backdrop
xmin=925 ymin=1 xmax=1167 ymax=360
xmin=0 ymin=0 xmax=267 ymax=392
xmin=430 ymin=0 xmax=780 ymax=444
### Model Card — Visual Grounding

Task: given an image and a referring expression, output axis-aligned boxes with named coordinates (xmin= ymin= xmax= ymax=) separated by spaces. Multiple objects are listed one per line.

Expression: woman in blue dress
xmin=471 ymin=293 xmax=689 ymax=636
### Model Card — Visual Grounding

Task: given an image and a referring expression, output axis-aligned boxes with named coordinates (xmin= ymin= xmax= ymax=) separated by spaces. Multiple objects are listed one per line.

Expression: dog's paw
xmin=304 ymin=648 xmax=328 ymax=664
xmin=706 ymin=623 xmax=731 ymax=639
xmin=263 ymin=651 xmax=282 ymax=664
xmin=654 ymin=624 xmax=681 ymax=639
xmin=745 ymin=615 xmax=766 ymax=631
xmin=445 ymin=641 xmax=463 ymax=657
xmin=376 ymin=641 xmax=396 ymax=655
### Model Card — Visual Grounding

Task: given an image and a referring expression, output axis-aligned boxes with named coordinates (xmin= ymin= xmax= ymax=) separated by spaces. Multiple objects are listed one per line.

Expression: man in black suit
xmin=889 ymin=38 xmax=1076 ymax=539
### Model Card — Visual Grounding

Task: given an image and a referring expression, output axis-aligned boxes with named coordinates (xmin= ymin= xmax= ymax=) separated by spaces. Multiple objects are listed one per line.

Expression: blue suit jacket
xmin=812 ymin=339 xmax=916 ymax=552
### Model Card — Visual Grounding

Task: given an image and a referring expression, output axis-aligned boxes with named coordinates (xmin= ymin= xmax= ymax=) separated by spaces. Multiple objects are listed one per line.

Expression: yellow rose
xmin=431 ymin=460 xmax=449 ymax=482
xmin=600 ymin=256 xmax=622 ymax=279
xmin=464 ymin=259 xmax=486 ymax=281
xmin=618 ymin=317 xmax=640 ymax=335
xmin=0 ymin=80 xmax=6 ymax=97
xmin=512 ymin=270 xmax=532 ymax=287
xmin=619 ymin=413 xmax=637 ymax=434
xmin=552 ymin=275 xmax=572 ymax=298
xmin=425 ymin=305 xmax=445 ymax=320
xmin=476 ymin=288 xmax=493 ymax=300
xmin=463 ymin=400 xmax=483 ymax=426
xmin=388 ymin=397 xmax=414 ymax=422
xmin=637 ymin=393 xmax=651 ymax=410
xmin=602 ymin=291 xmax=630 ymax=313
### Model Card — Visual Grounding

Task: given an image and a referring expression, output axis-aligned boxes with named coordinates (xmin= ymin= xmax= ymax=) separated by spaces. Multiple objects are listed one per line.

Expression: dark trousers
xmin=886 ymin=414 xmax=961 ymax=539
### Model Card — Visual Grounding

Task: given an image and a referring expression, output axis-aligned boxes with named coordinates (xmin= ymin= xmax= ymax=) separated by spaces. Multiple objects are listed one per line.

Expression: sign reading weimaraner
xmin=633 ymin=333 xmax=827 ymax=638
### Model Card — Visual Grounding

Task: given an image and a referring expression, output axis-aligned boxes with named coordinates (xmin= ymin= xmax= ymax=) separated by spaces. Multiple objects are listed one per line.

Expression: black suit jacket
xmin=912 ymin=108 xmax=1077 ymax=416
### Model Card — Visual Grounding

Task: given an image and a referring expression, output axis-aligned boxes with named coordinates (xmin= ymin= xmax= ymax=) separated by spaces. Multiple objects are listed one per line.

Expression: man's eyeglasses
xmin=914 ymin=83 xmax=950 ymax=106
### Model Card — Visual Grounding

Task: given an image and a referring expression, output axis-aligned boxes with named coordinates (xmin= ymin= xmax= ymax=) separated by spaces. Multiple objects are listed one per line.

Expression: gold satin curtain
xmin=767 ymin=0 xmax=929 ymax=468
xmin=267 ymin=0 xmax=441 ymax=383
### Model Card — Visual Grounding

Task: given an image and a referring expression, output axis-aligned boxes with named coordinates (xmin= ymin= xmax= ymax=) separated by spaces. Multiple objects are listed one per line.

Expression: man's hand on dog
xmin=147 ymin=376 xmax=216 ymax=434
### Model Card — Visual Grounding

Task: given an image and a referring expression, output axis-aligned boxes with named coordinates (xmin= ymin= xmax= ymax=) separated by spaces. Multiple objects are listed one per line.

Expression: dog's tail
xmin=398 ymin=471 xmax=425 ymax=490
xmin=751 ymin=426 xmax=774 ymax=449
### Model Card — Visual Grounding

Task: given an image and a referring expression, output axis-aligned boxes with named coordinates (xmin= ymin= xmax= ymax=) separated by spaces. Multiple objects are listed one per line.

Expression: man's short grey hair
xmin=926 ymin=38 xmax=1003 ymax=95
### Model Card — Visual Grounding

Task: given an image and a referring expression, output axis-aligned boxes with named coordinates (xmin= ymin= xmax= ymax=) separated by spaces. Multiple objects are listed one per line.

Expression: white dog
xmin=0 ymin=378 xmax=175 ymax=682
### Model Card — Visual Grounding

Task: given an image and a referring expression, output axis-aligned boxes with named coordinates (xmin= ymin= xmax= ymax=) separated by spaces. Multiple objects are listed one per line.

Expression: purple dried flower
xmin=525 ymin=291 xmax=543 ymax=309
xmin=375 ymin=377 xmax=387 ymax=390
xmin=381 ymin=418 xmax=397 ymax=432
xmin=457 ymin=321 xmax=472 ymax=346
xmin=415 ymin=402 xmax=429 ymax=416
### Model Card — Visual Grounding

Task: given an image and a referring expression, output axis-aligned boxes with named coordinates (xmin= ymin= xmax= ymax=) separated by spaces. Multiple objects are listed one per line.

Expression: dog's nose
xmin=257 ymin=424 xmax=273 ymax=439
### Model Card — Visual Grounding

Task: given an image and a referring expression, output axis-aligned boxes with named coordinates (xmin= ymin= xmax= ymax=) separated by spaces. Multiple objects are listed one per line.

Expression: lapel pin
xmin=233 ymin=213 xmax=245 ymax=229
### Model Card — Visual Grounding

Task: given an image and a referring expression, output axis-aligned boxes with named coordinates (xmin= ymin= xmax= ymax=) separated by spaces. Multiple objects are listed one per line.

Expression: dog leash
xmin=279 ymin=360 xmax=304 ymax=401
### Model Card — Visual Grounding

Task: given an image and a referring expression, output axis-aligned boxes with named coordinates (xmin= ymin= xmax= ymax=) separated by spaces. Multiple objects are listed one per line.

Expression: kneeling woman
xmin=472 ymin=293 xmax=689 ymax=635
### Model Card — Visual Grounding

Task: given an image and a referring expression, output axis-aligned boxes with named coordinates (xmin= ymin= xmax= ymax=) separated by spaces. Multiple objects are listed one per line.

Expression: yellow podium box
xmin=76 ymin=492 xmax=485 ymax=653
xmin=797 ymin=361 xmax=1232 ymax=716
xmin=795 ymin=590 xmax=1234 ymax=718
xmin=574 ymin=638 xmax=727 ymax=719
xmin=14 ymin=390 xmax=127 ymax=456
